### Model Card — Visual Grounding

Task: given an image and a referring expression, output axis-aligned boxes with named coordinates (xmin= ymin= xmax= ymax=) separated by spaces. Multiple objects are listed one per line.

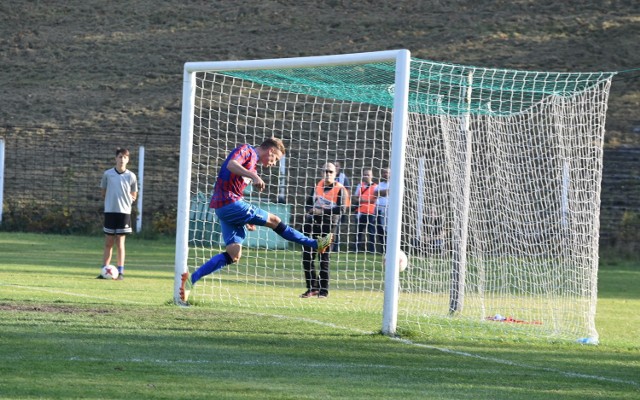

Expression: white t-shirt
xmin=101 ymin=168 xmax=138 ymax=214
xmin=375 ymin=181 xmax=389 ymax=210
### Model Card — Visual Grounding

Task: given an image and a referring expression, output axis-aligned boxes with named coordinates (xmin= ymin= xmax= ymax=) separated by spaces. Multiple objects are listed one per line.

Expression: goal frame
xmin=174 ymin=49 xmax=412 ymax=335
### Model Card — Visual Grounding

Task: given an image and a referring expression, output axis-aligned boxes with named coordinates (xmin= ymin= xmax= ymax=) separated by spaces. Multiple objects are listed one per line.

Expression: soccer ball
xmin=101 ymin=265 xmax=119 ymax=280
xmin=385 ymin=250 xmax=408 ymax=272
xmin=398 ymin=250 xmax=408 ymax=272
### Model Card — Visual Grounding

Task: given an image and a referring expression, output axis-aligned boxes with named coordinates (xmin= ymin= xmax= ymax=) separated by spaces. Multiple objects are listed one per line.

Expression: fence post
xmin=136 ymin=146 xmax=144 ymax=233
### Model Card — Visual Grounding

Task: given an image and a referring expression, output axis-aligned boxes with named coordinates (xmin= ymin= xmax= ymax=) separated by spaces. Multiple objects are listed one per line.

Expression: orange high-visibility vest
xmin=356 ymin=182 xmax=377 ymax=214
xmin=314 ymin=180 xmax=350 ymax=209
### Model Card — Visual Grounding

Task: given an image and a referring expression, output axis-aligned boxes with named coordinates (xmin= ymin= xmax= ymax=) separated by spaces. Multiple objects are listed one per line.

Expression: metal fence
xmin=0 ymin=127 xmax=638 ymax=250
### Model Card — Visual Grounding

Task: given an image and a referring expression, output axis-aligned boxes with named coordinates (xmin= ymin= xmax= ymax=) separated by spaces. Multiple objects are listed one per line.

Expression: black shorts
xmin=103 ymin=213 xmax=133 ymax=235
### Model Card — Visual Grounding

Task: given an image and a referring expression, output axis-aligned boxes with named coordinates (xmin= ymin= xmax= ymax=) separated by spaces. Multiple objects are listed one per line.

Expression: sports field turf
xmin=0 ymin=232 xmax=638 ymax=399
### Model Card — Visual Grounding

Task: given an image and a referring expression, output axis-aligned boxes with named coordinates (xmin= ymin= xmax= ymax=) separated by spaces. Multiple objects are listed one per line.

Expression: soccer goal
xmin=175 ymin=49 xmax=615 ymax=343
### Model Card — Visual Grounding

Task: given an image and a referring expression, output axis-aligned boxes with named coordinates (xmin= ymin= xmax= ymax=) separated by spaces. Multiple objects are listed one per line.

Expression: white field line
xmin=257 ymin=312 xmax=640 ymax=389
xmin=2 ymin=283 xmax=638 ymax=388
xmin=392 ymin=338 xmax=640 ymax=388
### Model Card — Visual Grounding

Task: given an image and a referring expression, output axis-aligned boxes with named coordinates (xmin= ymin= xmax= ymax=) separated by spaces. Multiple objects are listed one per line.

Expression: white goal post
xmin=175 ymin=49 xmax=614 ymax=343
xmin=175 ymin=50 xmax=410 ymax=335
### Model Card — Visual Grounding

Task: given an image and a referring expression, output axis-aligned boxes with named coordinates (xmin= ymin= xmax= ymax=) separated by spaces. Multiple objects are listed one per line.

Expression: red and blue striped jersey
xmin=209 ymin=144 xmax=258 ymax=209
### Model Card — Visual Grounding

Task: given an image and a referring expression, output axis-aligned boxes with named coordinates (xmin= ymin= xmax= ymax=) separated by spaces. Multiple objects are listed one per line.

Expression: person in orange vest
xmin=352 ymin=168 xmax=377 ymax=253
xmin=300 ymin=162 xmax=351 ymax=298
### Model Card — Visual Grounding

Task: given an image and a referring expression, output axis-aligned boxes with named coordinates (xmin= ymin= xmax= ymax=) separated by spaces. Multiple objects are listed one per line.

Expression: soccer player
xmin=99 ymin=147 xmax=138 ymax=280
xmin=180 ymin=137 xmax=333 ymax=302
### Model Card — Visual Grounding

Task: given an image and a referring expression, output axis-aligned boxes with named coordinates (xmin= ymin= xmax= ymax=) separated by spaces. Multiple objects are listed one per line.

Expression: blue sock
xmin=191 ymin=252 xmax=232 ymax=284
xmin=274 ymin=222 xmax=315 ymax=247
xmin=117 ymin=266 xmax=124 ymax=275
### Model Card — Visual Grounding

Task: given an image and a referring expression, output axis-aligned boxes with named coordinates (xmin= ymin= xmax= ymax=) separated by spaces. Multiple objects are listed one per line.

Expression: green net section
xmin=221 ymin=59 xmax=615 ymax=116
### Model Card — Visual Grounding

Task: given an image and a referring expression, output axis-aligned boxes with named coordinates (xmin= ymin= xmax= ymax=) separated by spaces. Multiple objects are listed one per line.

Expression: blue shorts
xmin=215 ymin=200 xmax=269 ymax=246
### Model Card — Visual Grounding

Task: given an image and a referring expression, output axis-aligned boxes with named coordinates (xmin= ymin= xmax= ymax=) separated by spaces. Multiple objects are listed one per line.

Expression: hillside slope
xmin=1 ymin=0 xmax=639 ymax=144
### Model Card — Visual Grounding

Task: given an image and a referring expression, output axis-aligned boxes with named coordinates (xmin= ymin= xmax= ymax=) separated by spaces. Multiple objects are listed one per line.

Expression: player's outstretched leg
xmin=271 ymin=221 xmax=332 ymax=254
xmin=272 ymin=222 xmax=314 ymax=246
xmin=317 ymin=233 xmax=333 ymax=254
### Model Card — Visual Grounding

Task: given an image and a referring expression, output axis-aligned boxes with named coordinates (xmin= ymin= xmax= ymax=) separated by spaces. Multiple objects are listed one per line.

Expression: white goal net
xmin=175 ymin=50 xmax=614 ymax=343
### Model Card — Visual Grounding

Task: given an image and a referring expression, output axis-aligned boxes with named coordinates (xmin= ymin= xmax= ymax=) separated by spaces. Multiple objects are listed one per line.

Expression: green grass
xmin=0 ymin=232 xmax=638 ymax=399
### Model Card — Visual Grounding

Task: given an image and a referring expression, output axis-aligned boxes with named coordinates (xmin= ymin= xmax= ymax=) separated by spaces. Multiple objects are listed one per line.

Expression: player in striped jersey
xmin=180 ymin=137 xmax=332 ymax=302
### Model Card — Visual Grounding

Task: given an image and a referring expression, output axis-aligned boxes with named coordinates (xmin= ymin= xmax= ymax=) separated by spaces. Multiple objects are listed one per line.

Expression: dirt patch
xmin=0 ymin=303 xmax=113 ymax=314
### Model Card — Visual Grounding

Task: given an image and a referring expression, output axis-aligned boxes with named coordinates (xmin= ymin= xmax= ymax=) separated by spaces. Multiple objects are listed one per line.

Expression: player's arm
xmin=306 ymin=188 xmax=322 ymax=216
xmin=338 ymin=186 xmax=350 ymax=214
xmin=226 ymin=159 xmax=265 ymax=191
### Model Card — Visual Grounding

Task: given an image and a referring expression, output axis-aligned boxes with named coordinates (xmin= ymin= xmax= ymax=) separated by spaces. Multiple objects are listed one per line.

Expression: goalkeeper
xmin=180 ymin=137 xmax=333 ymax=302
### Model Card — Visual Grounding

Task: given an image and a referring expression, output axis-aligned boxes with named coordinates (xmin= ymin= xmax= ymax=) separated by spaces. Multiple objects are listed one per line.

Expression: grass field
xmin=0 ymin=232 xmax=638 ymax=399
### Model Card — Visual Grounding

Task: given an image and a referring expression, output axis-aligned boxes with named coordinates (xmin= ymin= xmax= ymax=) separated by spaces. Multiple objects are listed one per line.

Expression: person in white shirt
xmin=332 ymin=161 xmax=351 ymax=252
xmin=99 ymin=147 xmax=138 ymax=280
xmin=374 ymin=168 xmax=390 ymax=253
